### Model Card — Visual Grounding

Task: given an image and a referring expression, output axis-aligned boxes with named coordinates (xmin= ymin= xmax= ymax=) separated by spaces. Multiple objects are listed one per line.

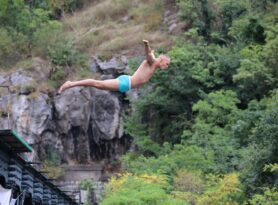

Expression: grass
xmin=15 ymin=59 xmax=34 ymax=69
xmin=61 ymin=0 xmax=173 ymax=59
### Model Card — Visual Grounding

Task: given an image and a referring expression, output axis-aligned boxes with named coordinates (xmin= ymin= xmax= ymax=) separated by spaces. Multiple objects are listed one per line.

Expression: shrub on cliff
xmin=101 ymin=173 xmax=186 ymax=205
xmin=0 ymin=0 xmax=62 ymax=67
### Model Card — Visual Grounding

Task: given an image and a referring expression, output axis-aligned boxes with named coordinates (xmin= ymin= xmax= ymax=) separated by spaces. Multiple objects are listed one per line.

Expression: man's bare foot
xmin=58 ymin=81 xmax=72 ymax=94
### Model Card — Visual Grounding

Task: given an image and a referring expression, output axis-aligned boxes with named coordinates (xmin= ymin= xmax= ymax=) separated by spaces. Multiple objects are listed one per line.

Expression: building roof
xmin=0 ymin=129 xmax=33 ymax=153
xmin=0 ymin=129 xmax=78 ymax=204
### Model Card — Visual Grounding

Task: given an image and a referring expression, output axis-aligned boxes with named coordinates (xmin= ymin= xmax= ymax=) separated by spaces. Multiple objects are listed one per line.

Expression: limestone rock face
xmin=163 ymin=3 xmax=187 ymax=35
xmin=89 ymin=89 xmax=122 ymax=141
xmin=0 ymin=57 xmax=132 ymax=164
xmin=90 ymin=56 xmax=127 ymax=75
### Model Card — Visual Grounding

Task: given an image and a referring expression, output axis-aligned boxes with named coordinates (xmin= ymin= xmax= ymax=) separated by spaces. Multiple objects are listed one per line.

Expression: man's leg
xmin=97 ymin=79 xmax=119 ymax=91
xmin=58 ymin=79 xmax=119 ymax=93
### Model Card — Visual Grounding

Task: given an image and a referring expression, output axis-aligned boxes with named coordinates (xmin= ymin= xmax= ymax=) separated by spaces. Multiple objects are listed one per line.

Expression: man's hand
xmin=143 ymin=40 xmax=155 ymax=65
xmin=143 ymin=39 xmax=149 ymax=46
xmin=143 ymin=40 xmax=151 ymax=52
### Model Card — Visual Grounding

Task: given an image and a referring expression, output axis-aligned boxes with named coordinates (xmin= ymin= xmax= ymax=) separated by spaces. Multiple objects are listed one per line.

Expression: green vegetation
xmin=42 ymin=146 xmax=64 ymax=179
xmin=42 ymin=160 xmax=64 ymax=179
xmin=47 ymin=40 xmax=87 ymax=66
xmin=0 ymin=0 xmax=61 ymax=66
xmin=0 ymin=0 xmax=88 ymax=88
xmin=101 ymin=0 xmax=278 ymax=204
xmin=101 ymin=173 xmax=186 ymax=205
xmin=80 ymin=179 xmax=95 ymax=205
xmin=1 ymin=0 xmax=278 ymax=204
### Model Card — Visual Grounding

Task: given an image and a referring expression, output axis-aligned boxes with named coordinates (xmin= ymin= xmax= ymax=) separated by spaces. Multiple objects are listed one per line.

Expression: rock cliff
xmin=0 ymin=57 xmax=132 ymax=164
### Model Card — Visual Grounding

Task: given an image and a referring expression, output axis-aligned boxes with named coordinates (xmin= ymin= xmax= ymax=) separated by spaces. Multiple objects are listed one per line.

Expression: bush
xmin=173 ymin=170 xmax=204 ymax=193
xmin=48 ymin=66 xmax=66 ymax=88
xmin=248 ymin=187 xmax=278 ymax=205
xmin=123 ymin=145 xmax=214 ymax=175
xmin=80 ymin=179 xmax=94 ymax=205
xmin=42 ymin=160 xmax=64 ymax=179
xmin=47 ymin=40 xmax=87 ymax=66
xmin=196 ymin=173 xmax=244 ymax=205
xmin=101 ymin=173 xmax=186 ymax=205
xmin=0 ymin=28 xmax=13 ymax=58
xmin=247 ymin=188 xmax=278 ymax=205
xmin=0 ymin=0 xmax=65 ymax=67
xmin=32 ymin=20 xmax=62 ymax=56
xmin=46 ymin=0 xmax=90 ymax=17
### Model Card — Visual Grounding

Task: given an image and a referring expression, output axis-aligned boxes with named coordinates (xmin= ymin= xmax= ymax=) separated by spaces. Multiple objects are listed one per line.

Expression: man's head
xmin=158 ymin=54 xmax=170 ymax=69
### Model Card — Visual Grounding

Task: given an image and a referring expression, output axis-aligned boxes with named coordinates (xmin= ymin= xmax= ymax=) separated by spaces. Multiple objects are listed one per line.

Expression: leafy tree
xmin=0 ymin=28 xmax=14 ymax=65
xmin=233 ymin=43 xmax=277 ymax=102
xmin=177 ymin=0 xmax=215 ymax=41
xmin=247 ymin=188 xmax=278 ymax=205
xmin=196 ymin=173 xmax=244 ymax=205
xmin=183 ymin=90 xmax=241 ymax=173
xmin=235 ymin=91 xmax=278 ymax=192
xmin=0 ymin=0 xmax=62 ymax=66
xmin=101 ymin=173 xmax=186 ymax=205
xmin=47 ymin=40 xmax=87 ymax=66
xmin=173 ymin=169 xmax=204 ymax=193
xmin=192 ymin=90 xmax=239 ymax=127
xmin=121 ymin=1 xmax=278 ymax=204
xmin=123 ymin=145 xmax=214 ymax=175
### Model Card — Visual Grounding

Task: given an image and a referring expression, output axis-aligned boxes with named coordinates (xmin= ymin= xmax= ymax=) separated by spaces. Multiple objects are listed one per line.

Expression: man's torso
xmin=131 ymin=60 xmax=156 ymax=88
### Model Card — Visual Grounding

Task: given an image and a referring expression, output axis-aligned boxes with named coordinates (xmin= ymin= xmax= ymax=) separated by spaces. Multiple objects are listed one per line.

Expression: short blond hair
xmin=159 ymin=54 xmax=170 ymax=61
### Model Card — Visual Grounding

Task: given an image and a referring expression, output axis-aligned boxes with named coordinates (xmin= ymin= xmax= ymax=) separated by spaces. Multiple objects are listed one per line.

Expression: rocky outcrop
xmin=90 ymin=56 xmax=128 ymax=75
xmin=163 ymin=0 xmax=188 ymax=35
xmin=0 ymin=57 xmax=132 ymax=164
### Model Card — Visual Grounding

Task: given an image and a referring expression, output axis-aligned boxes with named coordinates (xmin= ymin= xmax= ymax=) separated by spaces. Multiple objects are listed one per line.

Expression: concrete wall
xmin=56 ymin=164 xmax=106 ymax=203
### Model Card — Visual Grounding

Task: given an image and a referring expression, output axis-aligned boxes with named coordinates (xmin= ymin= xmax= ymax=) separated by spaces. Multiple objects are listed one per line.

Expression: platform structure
xmin=0 ymin=129 xmax=78 ymax=205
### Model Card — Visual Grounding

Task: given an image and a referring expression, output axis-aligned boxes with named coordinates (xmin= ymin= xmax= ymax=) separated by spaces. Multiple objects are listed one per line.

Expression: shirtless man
xmin=58 ymin=40 xmax=170 ymax=94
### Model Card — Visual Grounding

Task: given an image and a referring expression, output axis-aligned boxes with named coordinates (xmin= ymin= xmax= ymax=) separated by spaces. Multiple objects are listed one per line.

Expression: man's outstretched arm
xmin=143 ymin=40 xmax=155 ymax=66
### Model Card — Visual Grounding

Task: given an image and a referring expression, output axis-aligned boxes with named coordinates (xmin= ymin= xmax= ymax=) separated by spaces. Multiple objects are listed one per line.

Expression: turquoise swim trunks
xmin=117 ymin=75 xmax=131 ymax=93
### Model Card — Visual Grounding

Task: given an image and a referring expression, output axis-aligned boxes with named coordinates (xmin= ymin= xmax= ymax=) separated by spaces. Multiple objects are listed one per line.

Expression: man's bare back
xmin=58 ymin=40 xmax=170 ymax=94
